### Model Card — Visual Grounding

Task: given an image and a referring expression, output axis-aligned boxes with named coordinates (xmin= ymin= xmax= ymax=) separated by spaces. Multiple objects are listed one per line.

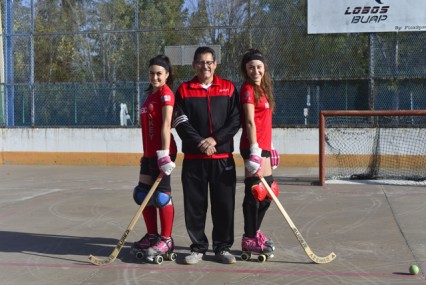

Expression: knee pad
xmin=133 ymin=183 xmax=151 ymax=205
xmin=153 ymin=191 xmax=171 ymax=208
xmin=244 ymin=177 xmax=266 ymax=202
xmin=251 ymin=183 xmax=267 ymax=202
xmin=266 ymin=180 xmax=279 ymax=201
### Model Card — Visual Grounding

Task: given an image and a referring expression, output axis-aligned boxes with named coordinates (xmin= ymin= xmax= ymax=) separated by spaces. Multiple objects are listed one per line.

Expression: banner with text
xmin=308 ymin=0 xmax=426 ymax=34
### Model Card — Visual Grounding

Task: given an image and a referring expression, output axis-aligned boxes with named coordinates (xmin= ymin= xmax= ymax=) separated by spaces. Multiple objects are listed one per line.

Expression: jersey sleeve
xmin=240 ymin=83 xmax=255 ymax=105
xmin=160 ymin=85 xmax=175 ymax=107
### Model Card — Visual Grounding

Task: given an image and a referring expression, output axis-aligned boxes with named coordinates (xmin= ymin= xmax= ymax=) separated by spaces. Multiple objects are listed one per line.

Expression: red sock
xmin=142 ymin=205 xmax=158 ymax=234
xmin=159 ymin=204 xmax=174 ymax=237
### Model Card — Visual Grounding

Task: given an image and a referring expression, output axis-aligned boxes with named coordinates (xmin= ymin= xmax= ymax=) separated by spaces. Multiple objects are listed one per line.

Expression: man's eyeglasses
xmin=195 ymin=60 xmax=215 ymax=67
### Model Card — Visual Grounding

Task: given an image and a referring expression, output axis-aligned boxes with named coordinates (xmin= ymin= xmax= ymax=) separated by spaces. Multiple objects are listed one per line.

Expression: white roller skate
xmin=241 ymin=235 xmax=274 ymax=262
xmin=130 ymin=233 xmax=158 ymax=260
xmin=145 ymin=236 xmax=176 ymax=264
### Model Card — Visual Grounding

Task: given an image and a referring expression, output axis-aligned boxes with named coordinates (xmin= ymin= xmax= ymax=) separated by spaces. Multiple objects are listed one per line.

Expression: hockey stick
xmin=258 ymin=174 xmax=336 ymax=264
xmin=88 ymin=172 xmax=164 ymax=265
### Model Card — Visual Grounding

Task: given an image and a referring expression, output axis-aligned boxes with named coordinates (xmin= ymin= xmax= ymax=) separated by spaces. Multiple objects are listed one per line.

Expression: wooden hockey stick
xmin=258 ymin=174 xmax=336 ymax=264
xmin=88 ymin=172 xmax=164 ymax=265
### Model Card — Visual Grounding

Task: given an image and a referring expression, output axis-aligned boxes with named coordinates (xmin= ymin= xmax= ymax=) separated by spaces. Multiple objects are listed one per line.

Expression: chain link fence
xmin=1 ymin=0 xmax=425 ymax=127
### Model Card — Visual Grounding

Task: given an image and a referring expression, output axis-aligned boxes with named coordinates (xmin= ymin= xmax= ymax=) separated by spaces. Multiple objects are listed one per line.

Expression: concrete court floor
xmin=0 ymin=165 xmax=425 ymax=285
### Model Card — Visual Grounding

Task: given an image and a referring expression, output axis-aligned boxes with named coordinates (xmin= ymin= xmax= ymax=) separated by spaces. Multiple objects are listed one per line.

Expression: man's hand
xmin=198 ymin=137 xmax=217 ymax=156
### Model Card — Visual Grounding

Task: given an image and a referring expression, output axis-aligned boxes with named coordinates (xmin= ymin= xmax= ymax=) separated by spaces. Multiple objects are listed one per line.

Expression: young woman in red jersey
xmin=239 ymin=49 xmax=280 ymax=258
xmin=131 ymin=55 xmax=177 ymax=261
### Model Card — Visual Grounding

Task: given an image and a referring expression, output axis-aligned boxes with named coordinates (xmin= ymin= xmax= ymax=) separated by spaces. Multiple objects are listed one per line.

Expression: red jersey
xmin=140 ymin=85 xmax=177 ymax=157
xmin=239 ymin=82 xmax=272 ymax=151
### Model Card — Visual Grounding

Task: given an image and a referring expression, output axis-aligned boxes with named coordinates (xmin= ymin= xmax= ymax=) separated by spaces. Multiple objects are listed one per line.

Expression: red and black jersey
xmin=239 ymin=82 xmax=272 ymax=152
xmin=140 ymin=84 xmax=177 ymax=158
xmin=173 ymin=75 xmax=240 ymax=158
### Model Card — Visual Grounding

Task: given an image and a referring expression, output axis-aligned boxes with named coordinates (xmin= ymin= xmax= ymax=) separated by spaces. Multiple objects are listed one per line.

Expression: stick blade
xmin=88 ymin=254 xmax=115 ymax=266
xmin=309 ymin=252 xmax=336 ymax=264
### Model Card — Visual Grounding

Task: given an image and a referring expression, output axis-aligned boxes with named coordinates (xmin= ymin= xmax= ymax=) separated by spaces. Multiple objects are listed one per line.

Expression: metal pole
xmin=135 ymin=0 xmax=140 ymax=126
xmin=31 ymin=0 xmax=35 ymax=126
xmin=248 ymin=0 xmax=252 ymax=47
xmin=368 ymin=33 xmax=375 ymax=110
xmin=0 ymin=4 xmax=5 ymax=125
xmin=5 ymin=0 xmax=15 ymax=126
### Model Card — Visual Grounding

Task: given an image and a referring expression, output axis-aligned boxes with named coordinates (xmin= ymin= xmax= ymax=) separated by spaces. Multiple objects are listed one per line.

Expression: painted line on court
xmin=0 ymin=262 xmax=423 ymax=280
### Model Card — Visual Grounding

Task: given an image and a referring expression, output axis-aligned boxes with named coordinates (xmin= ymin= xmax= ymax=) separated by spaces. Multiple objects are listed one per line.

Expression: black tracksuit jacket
xmin=173 ymin=75 xmax=241 ymax=156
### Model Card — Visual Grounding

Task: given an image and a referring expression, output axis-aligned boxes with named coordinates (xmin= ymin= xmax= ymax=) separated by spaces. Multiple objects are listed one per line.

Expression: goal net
xmin=319 ymin=110 xmax=426 ymax=186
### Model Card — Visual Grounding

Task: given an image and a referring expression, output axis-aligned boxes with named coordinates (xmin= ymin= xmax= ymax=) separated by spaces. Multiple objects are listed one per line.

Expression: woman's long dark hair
xmin=240 ymin=49 xmax=275 ymax=112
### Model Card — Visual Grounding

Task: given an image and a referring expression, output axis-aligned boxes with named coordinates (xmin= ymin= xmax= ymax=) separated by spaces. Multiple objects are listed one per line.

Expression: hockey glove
xmin=270 ymin=148 xmax=280 ymax=169
xmin=245 ymin=143 xmax=262 ymax=175
xmin=157 ymin=150 xmax=175 ymax=176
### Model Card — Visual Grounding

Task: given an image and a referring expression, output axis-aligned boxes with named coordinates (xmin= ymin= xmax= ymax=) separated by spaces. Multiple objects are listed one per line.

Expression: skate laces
xmin=256 ymin=230 xmax=269 ymax=245
xmin=257 ymin=230 xmax=274 ymax=246
xmin=151 ymin=236 xmax=174 ymax=253
xmin=242 ymin=236 xmax=267 ymax=251
xmin=256 ymin=231 xmax=266 ymax=244
xmin=135 ymin=233 xmax=158 ymax=249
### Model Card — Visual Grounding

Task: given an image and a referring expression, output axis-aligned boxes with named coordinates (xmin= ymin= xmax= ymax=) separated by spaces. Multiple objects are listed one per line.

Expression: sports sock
xmin=142 ymin=205 xmax=158 ymax=234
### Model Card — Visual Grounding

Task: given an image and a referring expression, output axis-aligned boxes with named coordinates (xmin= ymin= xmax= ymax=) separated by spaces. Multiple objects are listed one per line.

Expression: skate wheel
xmin=154 ymin=255 xmax=164 ymax=264
xmin=135 ymin=251 xmax=145 ymax=260
xmin=169 ymin=252 xmax=177 ymax=261
xmin=258 ymin=254 xmax=266 ymax=262
xmin=241 ymin=252 xmax=251 ymax=261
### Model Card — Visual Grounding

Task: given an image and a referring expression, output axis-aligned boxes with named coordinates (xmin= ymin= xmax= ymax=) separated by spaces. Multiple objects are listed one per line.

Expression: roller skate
xmin=257 ymin=230 xmax=275 ymax=251
xmin=130 ymin=233 xmax=158 ymax=260
xmin=145 ymin=236 xmax=177 ymax=264
xmin=241 ymin=235 xmax=274 ymax=262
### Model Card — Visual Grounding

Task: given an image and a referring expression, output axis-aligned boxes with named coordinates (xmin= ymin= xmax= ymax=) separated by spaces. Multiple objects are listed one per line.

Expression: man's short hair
xmin=193 ymin=46 xmax=216 ymax=62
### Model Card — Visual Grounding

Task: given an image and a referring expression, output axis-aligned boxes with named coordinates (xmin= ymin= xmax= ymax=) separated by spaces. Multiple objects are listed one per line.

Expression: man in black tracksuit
xmin=173 ymin=46 xmax=241 ymax=264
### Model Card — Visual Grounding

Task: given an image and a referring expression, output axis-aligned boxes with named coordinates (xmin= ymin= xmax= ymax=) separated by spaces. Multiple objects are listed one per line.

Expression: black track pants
xmin=181 ymin=157 xmax=236 ymax=253
xmin=242 ymin=175 xmax=274 ymax=237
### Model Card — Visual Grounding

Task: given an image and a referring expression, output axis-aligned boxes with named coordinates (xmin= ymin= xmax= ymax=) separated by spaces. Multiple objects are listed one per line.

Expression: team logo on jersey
xmin=265 ymin=102 xmax=270 ymax=109
xmin=162 ymin=95 xmax=171 ymax=102
xmin=141 ymin=107 xmax=148 ymax=114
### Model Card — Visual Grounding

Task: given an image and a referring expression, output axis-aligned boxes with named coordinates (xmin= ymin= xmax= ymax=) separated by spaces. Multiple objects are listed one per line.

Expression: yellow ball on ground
xmin=409 ymin=264 xmax=419 ymax=275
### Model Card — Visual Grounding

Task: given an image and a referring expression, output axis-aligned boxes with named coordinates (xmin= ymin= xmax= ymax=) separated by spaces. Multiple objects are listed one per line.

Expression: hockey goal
xmin=319 ymin=110 xmax=426 ymax=186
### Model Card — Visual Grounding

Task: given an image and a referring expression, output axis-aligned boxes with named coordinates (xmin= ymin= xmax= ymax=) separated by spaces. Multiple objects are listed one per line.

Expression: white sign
xmin=308 ymin=0 xmax=426 ymax=34
xmin=165 ymin=45 xmax=221 ymax=65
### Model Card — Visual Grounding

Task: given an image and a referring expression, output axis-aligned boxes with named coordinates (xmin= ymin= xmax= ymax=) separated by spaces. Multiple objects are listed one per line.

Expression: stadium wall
xmin=0 ymin=128 xmax=318 ymax=167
